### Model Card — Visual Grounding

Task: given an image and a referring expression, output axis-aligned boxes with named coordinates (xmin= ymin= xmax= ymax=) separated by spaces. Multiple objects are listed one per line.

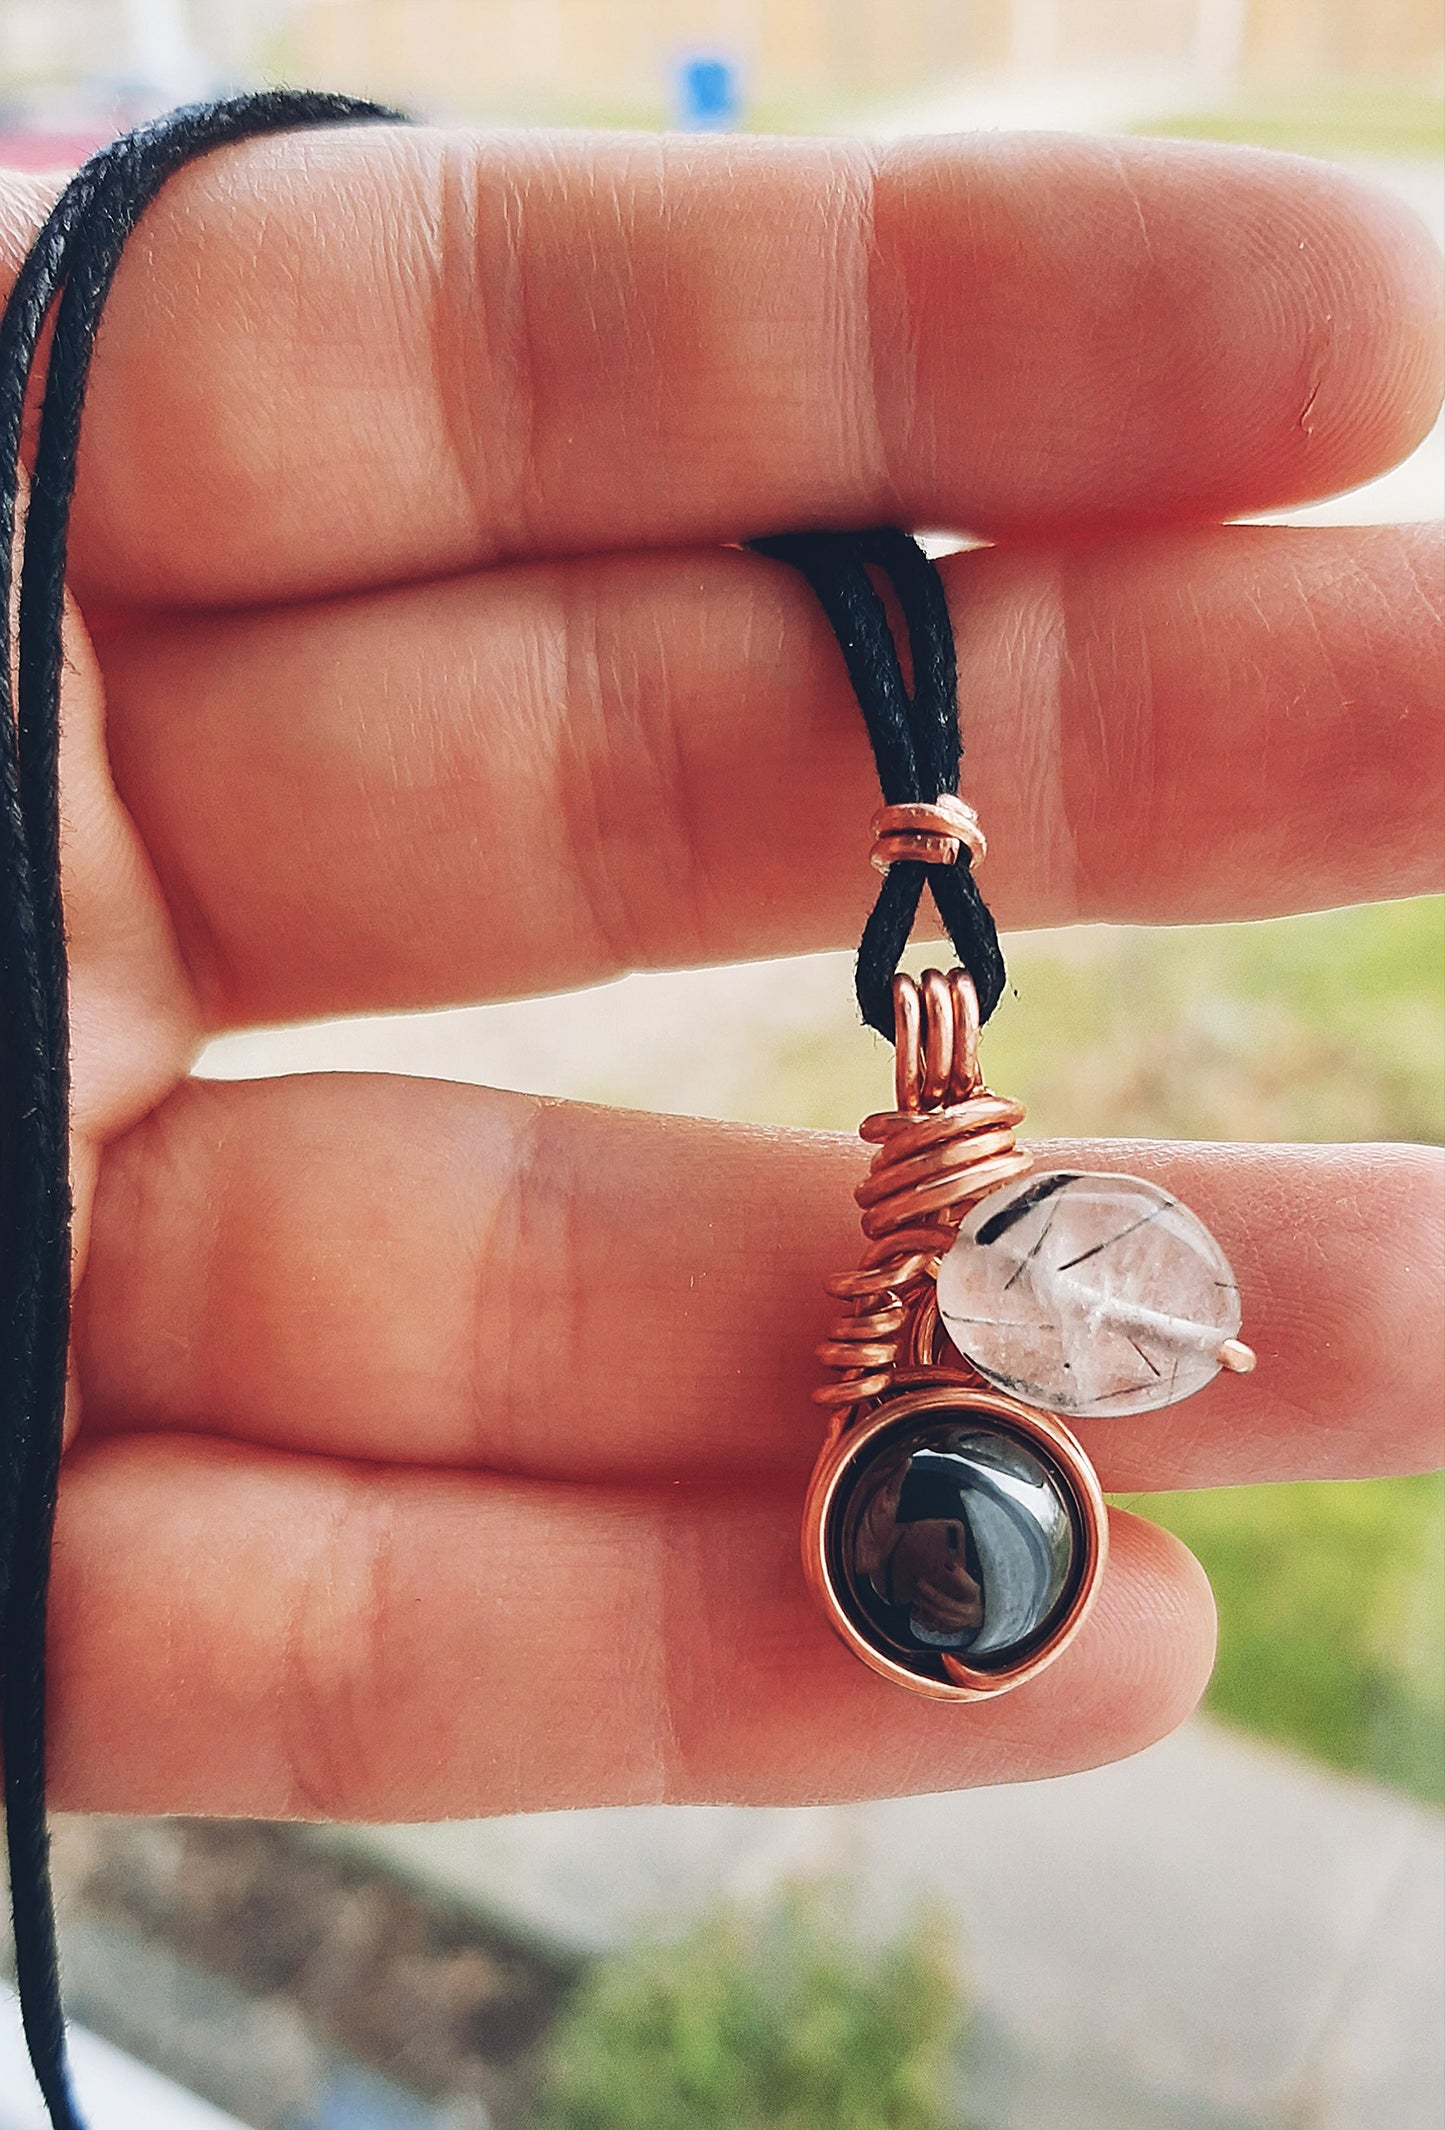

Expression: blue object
xmin=675 ymin=54 xmax=741 ymax=131
xmin=302 ymin=2066 xmax=450 ymax=2130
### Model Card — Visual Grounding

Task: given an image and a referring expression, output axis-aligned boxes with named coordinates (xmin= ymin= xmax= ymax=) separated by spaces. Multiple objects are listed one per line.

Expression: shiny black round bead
xmin=827 ymin=1412 xmax=1083 ymax=1682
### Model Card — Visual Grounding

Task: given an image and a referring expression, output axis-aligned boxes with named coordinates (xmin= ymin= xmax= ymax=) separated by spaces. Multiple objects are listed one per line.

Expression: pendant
xmin=803 ymin=967 xmax=1254 ymax=1702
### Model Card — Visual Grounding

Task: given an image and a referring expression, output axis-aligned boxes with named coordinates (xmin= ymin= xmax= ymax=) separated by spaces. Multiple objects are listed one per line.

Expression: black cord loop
xmin=0 ymin=89 xmax=402 ymax=2130
xmin=749 ymin=528 xmax=1005 ymax=1039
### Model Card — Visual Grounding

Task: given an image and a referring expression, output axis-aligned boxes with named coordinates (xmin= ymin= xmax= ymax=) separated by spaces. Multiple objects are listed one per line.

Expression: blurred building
xmin=1 ymin=0 xmax=1442 ymax=128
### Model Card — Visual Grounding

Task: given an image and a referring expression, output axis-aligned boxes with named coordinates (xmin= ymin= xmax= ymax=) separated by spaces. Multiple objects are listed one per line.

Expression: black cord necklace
xmin=0 ymin=113 xmax=997 ymax=2118
xmin=1 ymin=93 xmax=1255 ymax=2126
xmin=0 ymin=89 xmax=399 ymax=2130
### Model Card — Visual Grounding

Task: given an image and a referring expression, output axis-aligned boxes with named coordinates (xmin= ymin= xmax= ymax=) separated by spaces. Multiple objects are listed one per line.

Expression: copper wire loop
xmin=869 ymin=795 xmax=986 ymax=875
xmin=814 ymin=971 xmax=1033 ymax=1410
xmin=892 ymin=967 xmax=982 ymax=1112
xmin=920 ymin=967 xmax=952 ymax=1104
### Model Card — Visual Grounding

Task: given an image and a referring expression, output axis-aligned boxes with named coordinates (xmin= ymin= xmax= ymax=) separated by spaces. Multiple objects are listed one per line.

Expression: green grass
xmin=1130 ymin=1475 xmax=1445 ymax=1803
xmin=981 ymin=896 xmax=1445 ymax=1147
xmin=1134 ymin=83 xmax=1445 ymax=157
xmin=761 ymin=898 xmax=1445 ymax=1148
xmin=531 ymin=1891 xmax=963 ymax=2130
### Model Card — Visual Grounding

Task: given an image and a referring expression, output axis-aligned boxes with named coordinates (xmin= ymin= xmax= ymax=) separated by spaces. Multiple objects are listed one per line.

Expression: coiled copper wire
xmin=814 ymin=970 xmax=1033 ymax=1419
xmin=869 ymin=795 xmax=986 ymax=874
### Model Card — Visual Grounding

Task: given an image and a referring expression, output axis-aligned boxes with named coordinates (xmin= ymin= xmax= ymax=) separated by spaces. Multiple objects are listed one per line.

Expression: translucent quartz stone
xmin=936 ymin=1170 xmax=1243 ymax=1420
xmin=832 ymin=1415 xmax=1079 ymax=1674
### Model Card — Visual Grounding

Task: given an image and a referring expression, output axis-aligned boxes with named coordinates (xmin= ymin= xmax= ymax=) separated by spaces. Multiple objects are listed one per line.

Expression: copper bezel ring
xmin=801 ymin=1377 xmax=1109 ymax=1703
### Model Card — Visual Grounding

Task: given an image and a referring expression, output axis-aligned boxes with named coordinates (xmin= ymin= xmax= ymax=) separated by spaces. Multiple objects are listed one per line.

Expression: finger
xmin=48 ymin=128 xmax=1442 ymax=607
xmin=57 ymin=594 xmax=199 ymax=1151
xmin=48 ymin=1432 xmax=1213 ymax=1818
xmin=98 ymin=523 xmax=1445 ymax=1026
xmin=75 ymin=1074 xmax=1445 ymax=1493
xmin=48 ymin=570 xmax=200 ymax=1397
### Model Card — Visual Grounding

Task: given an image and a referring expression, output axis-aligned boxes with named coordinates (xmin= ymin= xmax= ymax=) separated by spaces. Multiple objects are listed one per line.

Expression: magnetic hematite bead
xmin=830 ymin=1416 xmax=1081 ymax=1675
xmin=937 ymin=1170 xmax=1243 ymax=1420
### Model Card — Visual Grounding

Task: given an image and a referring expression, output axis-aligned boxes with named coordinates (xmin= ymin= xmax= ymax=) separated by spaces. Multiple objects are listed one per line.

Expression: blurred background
xmin=0 ymin=4 xmax=1441 ymax=2129
xmin=0 ymin=0 xmax=1443 ymax=138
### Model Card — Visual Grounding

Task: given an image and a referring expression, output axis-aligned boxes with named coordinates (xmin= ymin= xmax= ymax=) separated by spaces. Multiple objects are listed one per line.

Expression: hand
xmin=23 ymin=126 xmax=1442 ymax=1820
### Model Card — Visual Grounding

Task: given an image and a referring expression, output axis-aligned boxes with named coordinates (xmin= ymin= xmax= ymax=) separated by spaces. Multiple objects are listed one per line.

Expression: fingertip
xmin=984 ymin=1506 xmax=1217 ymax=1786
xmin=912 ymin=134 xmax=1445 ymax=527
xmin=711 ymin=1497 xmax=1221 ymax=1806
xmin=1271 ymin=149 xmax=1445 ymax=496
xmin=1104 ymin=1506 xmax=1218 ymax=1735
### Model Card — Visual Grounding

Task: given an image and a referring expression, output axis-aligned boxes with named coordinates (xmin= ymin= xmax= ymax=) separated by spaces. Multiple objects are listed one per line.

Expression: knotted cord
xmin=749 ymin=528 xmax=1005 ymax=1036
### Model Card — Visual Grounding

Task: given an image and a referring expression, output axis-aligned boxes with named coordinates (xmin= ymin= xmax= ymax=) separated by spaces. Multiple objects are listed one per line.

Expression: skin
xmin=3 ymin=124 xmax=1439 ymax=1822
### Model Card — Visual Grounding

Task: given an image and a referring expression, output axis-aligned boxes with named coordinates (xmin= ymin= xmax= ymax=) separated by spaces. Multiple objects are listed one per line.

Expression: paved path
xmin=0 ymin=1983 xmax=249 ymax=2130
xmin=322 ymin=1718 xmax=1444 ymax=2130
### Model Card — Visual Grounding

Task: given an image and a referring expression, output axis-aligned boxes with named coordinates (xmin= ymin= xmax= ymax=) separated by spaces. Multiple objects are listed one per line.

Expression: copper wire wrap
xmin=869 ymin=794 xmax=986 ymax=874
xmin=814 ymin=969 xmax=1033 ymax=1421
